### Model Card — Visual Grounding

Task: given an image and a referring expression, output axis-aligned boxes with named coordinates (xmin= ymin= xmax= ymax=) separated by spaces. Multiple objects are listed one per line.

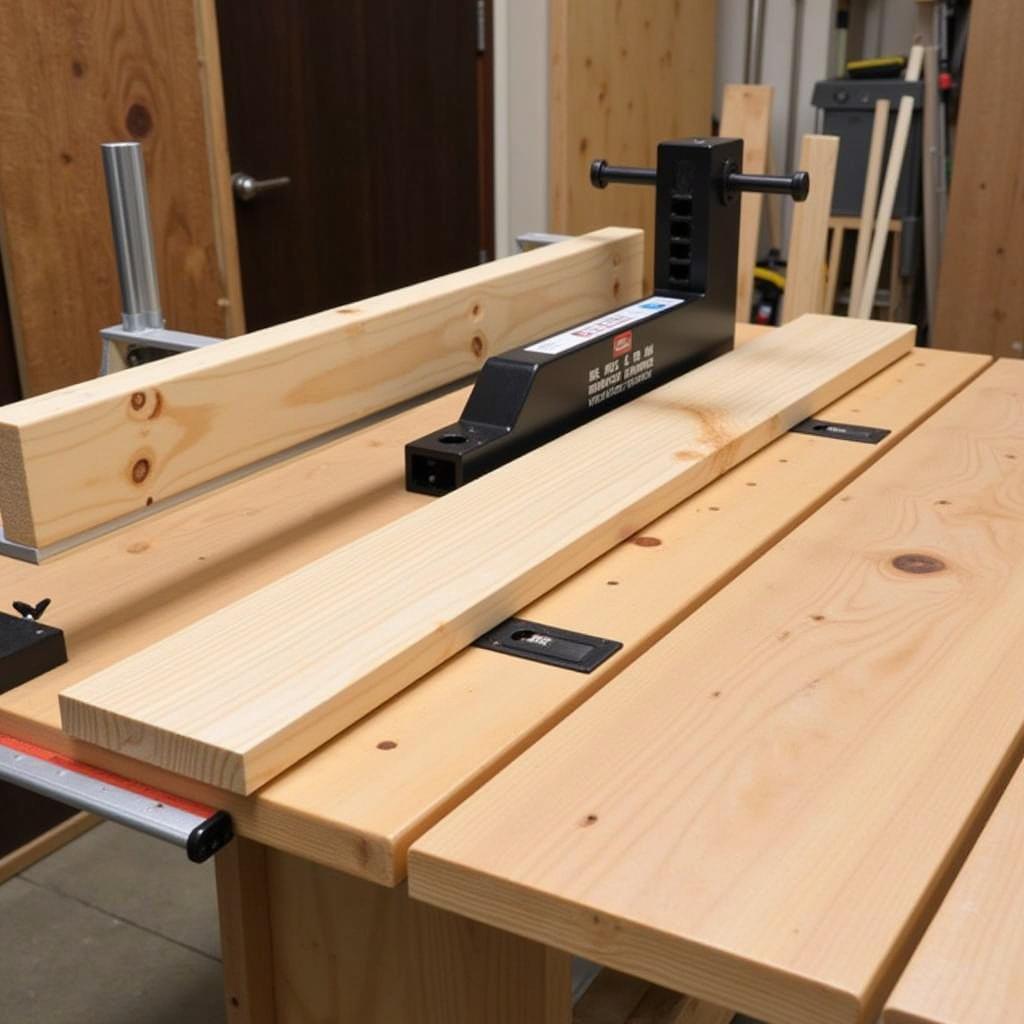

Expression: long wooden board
xmin=720 ymin=84 xmax=774 ymax=323
xmin=884 ymin=759 xmax=1024 ymax=1024
xmin=58 ymin=316 xmax=913 ymax=795
xmin=0 ymin=228 xmax=642 ymax=548
xmin=0 ymin=341 xmax=985 ymax=881
xmin=783 ymin=135 xmax=840 ymax=322
xmin=409 ymin=360 xmax=1024 ymax=1024
xmin=549 ymin=0 xmax=714 ymax=291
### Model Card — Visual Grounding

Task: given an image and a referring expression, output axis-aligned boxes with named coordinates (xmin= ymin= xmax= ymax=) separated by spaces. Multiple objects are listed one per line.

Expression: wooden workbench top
xmin=409 ymin=359 xmax=1024 ymax=1024
xmin=884 ymin=758 xmax=1024 ymax=1024
xmin=0 ymin=331 xmax=988 ymax=884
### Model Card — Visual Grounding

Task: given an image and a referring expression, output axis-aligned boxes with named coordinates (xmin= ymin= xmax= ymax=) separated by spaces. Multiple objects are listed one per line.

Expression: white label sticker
xmin=524 ymin=297 xmax=685 ymax=356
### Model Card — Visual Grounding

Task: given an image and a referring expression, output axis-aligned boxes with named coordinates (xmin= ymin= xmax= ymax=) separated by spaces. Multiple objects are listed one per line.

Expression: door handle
xmin=232 ymin=172 xmax=291 ymax=202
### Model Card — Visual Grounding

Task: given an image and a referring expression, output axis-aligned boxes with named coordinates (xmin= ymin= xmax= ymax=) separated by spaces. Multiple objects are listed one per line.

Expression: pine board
xmin=884 ymin=759 xmax=1024 ymax=1024
xmin=720 ymin=84 xmax=774 ymax=323
xmin=783 ymin=135 xmax=839 ymax=322
xmin=0 ymin=0 xmax=234 ymax=396
xmin=0 ymin=228 xmax=642 ymax=548
xmin=57 ymin=316 xmax=914 ymax=795
xmin=0 ymin=342 xmax=984 ymax=880
xmin=549 ymin=0 xmax=714 ymax=291
xmin=410 ymin=360 xmax=1024 ymax=1024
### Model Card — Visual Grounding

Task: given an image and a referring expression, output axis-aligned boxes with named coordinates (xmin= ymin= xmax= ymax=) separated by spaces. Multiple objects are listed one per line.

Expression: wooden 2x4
xmin=0 ymin=228 xmax=643 ymax=548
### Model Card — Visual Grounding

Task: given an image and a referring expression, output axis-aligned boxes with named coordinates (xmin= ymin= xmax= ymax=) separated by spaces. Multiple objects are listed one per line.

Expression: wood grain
xmin=933 ymin=0 xmax=1024 ymax=358
xmin=0 ymin=340 xmax=983 ymax=881
xmin=0 ymin=0 xmax=232 ymax=395
xmin=884 ymin=760 xmax=1024 ymax=1024
xmin=549 ymin=0 xmax=714 ymax=290
xmin=720 ymin=84 xmax=774 ymax=323
xmin=58 ymin=316 xmax=914 ymax=795
xmin=265 ymin=849 xmax=571 ymax=1023
xmin=783 ymin=135 xmax=840 ymax=322
xmin=410 ymin=359 xmax=1024 ymax=1024
xmin=0 ymin=228 xmax=642 ymax=548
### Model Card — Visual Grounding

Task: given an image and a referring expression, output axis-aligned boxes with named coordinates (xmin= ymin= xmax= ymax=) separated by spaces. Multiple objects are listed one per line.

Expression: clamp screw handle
xmin=13 ymin=598 xmax=51 ymax=621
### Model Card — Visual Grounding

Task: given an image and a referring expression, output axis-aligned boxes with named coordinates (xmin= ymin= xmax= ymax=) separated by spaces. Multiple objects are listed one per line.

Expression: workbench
xmin=3 ymin=313 xmax=1022 ymax=1024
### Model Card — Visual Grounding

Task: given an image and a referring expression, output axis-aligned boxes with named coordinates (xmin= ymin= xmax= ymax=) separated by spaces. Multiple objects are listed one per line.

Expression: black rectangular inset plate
xmin=473 ymin=618 xmax=622 ymax=674
xmin=791 ymin=418 xmax=891 ymax=444
xmin=0 ymin=613 xmax=68 ymax=693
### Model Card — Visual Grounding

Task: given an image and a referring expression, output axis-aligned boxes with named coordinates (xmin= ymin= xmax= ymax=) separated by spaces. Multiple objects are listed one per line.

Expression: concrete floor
xmin=0 ymin=822 xmax=224 ymax=1024
xmin=0 ymin=822 xmax=764 ymax=1024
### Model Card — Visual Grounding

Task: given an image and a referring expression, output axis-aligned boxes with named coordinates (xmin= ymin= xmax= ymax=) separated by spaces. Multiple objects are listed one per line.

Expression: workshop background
xmin=0 ymin=0 xmax=1018 ymax=1021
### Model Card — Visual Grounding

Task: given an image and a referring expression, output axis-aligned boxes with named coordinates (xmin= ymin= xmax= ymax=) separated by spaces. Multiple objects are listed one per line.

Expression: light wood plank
xmin=58 ymin=316 xmax=914 ymax=794
xmin=0 ymin=0 xmax=230 ymax=395
xmin=265 ymin=849 xmax=571 ymax=1023
xmin=215 ymin=837 xmax=276 ymax=1024
xmin=410 ymin=360 xmax=1024 ymax=1024
xmin=0 ymin=812 xmax=98 ymax=886
xmin=933 ymin=0 xmax=1024 ymax=358
xmin=884 ymin=759 xmax=1024 ymax=1024
xmin=783 ymin=135 xmax=840 ymax=323
xmin=720 ymin=84 xmax=774 ymax=323
xmin=0 ymin=343 xmax=983 ymax=880
xmin=0 ymin=228 xmax=642 ymax=548
xmin=549 ymin=0 xmax=714 ymax=291
xmin=848 ymin=100 xmax=890 ymax=315
xmin=856 ymin=46 xmax=924 ymax=318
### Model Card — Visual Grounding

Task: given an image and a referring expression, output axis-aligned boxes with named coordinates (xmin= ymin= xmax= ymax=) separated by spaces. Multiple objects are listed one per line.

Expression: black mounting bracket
xmin=0 ymin=600 xmax=67 ymax=693
xmin=406 ymin=137 xmax=810 ymax=495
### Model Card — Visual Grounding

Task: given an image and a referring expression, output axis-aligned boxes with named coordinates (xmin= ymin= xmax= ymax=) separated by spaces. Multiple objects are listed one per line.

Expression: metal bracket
xmin=99 ymin=324 xmax=220 ymax=374
xmin=791 ymin=418 xmax=891 ymax=444
xmin=0 ymin=734 xmax=232 ymax=863
xmin=473 ymin=618 xmax=622 ymax=673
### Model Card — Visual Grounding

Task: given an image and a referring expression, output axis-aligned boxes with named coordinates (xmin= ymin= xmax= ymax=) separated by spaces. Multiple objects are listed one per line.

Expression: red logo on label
xmin=612 ymin=331 xmax=633 ymax=357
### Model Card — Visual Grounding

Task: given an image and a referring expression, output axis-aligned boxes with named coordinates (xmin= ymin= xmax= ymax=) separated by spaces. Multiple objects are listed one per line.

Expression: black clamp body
xmin=406 ymin=138 xmax=808 ymax=495
xmin=1 ymin=600 xmax=67 ymax=693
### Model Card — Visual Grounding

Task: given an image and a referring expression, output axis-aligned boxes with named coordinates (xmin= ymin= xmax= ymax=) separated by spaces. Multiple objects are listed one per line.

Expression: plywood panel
xmin=550 ymin=0 xmax=715 ymax=290
xmin=0 ymin=228 xmax=642 ymax=548
xmin=884 ymin=759 xmax=1024 ymax=1024
xmin=0 ymin=341 xmax=984 ymax=880
xmin=933 ymin=0 xmax=1024 ymax=358
xmin=410 ymin=360 xmax=1024 ymax=1024
xmin=58 ymin=316 xmax=913 ymax=795
xmin=0 ymin=0 xmax=237 ymax=395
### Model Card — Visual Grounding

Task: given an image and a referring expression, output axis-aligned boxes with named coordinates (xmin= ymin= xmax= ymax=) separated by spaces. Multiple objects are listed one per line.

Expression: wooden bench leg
xmin=263 ymin=849 xmax=572 ymax=1023
xmin=216 ymin=837 xmax=277 ymax=1024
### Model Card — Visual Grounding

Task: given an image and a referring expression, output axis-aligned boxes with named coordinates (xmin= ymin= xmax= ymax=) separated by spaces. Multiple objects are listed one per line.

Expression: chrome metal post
xmin=101 ymin=142 xmax=163 ymax=332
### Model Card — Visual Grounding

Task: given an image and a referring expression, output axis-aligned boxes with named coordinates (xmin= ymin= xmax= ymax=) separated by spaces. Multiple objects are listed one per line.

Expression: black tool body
xmin=406 ymin=137 xmax=808 ymax=495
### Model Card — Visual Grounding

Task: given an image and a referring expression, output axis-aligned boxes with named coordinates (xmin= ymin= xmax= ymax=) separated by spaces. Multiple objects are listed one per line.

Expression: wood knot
xmin=892 ymin=553 xmax=946 ymax=575
xmin=128 ymin=389 xmax=161 ymax=419
xmin=125 ymin=102 xmax=153 ymax=138
xmin=633 ymin=535 xmax=661 ymax=547
xmin=471 ymin=335 xmax=484 ymax=358
xmin=131 ymin=458 xmax=150 ymax=484
xmin=376 ymin=740 xmax=397 ymax=751
xmin=71 ymin=60 xmax=85 ymax=77
xmin=581 ymin=814 xmax=599 ymax=827
xmin=126 ymin=541 xmax=149 ymax=554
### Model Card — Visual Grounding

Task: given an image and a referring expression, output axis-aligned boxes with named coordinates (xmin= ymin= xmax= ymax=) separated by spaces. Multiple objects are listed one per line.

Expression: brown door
xmin=216 ymin=0 xmax=491 ymax=331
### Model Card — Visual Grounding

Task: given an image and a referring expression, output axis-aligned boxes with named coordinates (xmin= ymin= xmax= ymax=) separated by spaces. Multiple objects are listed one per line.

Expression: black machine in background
xmin=406 ymin=137 xmax=809 ymax=496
